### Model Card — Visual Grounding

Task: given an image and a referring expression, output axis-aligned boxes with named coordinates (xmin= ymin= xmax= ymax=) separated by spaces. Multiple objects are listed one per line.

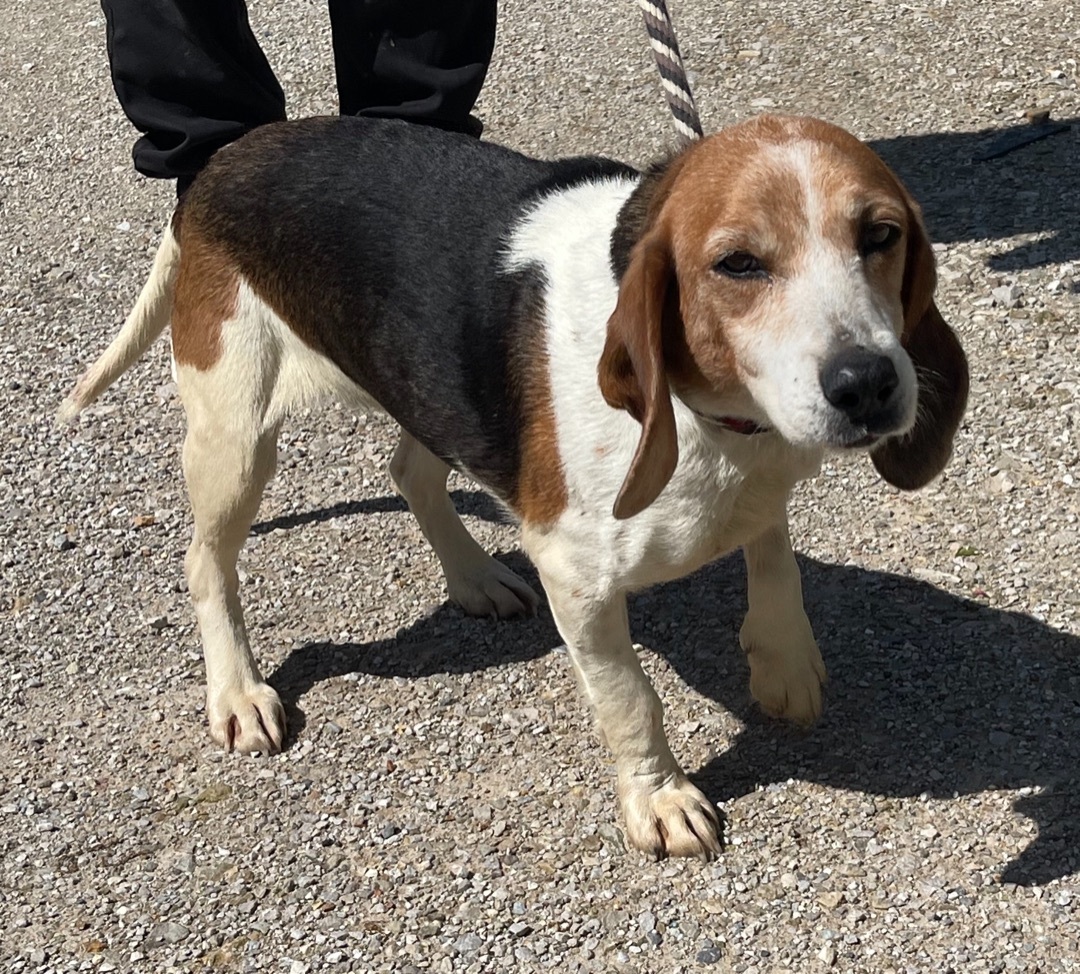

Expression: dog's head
xmin=599 ymin=114 xmax=969 ymax=519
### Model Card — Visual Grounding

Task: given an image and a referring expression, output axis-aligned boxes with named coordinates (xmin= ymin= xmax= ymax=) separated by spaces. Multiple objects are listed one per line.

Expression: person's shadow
xmin=867 ymin=116 xmax=1078 ymax=271
xmin=265 ymin=490 xmax=1079 ymax=888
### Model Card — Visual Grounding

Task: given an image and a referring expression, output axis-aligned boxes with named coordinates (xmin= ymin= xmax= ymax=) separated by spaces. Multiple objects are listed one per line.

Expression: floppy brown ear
xmin=597 ymin=237 xmax=679 ymax=519
xmin=871 ymin=203 xmax=969 ymax=489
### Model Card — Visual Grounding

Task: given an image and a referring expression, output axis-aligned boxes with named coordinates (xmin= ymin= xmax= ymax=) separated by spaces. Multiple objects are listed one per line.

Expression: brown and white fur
xmin=60 ymin=114 xmax=968 ymax=859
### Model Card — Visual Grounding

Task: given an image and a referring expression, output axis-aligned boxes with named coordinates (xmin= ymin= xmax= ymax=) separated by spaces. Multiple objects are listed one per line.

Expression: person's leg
xmin=328 ymin=0 xmax=496 ymax=135
xmin=101 ymin=0 xmax=286 ymax=194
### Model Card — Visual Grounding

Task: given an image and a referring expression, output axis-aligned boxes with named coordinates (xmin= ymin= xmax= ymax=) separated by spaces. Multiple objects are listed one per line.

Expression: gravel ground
xmin=2 ymin=1 xmax=1079 ymax=971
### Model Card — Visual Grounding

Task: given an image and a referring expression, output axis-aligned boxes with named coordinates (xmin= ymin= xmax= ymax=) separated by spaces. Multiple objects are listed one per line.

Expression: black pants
xmin=101 ymin=0 xmax=497 ymax=191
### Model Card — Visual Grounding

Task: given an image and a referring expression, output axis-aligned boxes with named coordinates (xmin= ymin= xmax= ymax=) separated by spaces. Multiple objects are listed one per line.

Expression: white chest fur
xmin=507 ymin=178 xmax=823 ymax=595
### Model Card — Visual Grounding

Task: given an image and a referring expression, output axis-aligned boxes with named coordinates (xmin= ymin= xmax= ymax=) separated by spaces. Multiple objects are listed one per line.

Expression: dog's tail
xmin=57 ymin=223 xmax=181 ymax=424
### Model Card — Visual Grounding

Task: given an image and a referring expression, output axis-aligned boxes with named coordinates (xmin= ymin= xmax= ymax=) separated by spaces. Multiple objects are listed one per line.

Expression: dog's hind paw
xmin=446 ymin=556 xmax=540 ymax=619
xmin=208 ymin=683 xmax=287 ymax=754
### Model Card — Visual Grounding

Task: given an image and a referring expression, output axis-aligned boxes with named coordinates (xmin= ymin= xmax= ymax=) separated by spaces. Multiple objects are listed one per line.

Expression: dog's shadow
xmin=266 ymin=499 xmax=1079 ymax=887
xmin=252 ymin=488 xmax=511 ymax=536
xmin=268 ymin=544 xmax=556 ymax=726
xmin=656 ymin=556 xmax=1080 ymax=889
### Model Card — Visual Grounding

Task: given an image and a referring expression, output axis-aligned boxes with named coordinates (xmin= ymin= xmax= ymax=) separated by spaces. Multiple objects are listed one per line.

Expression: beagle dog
xmin=61 ymin=114 xmax=968 ymax=859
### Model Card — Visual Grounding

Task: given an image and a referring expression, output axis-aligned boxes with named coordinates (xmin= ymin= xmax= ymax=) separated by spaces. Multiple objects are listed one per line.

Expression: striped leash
xmin=637 ymin=0 xmax=704 ymax=143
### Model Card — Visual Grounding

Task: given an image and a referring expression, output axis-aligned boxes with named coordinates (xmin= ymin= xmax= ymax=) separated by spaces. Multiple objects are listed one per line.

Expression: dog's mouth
xmin=836 ymin=431 xmax=884 ymax=450
xmin=823 ymin=394 xmax=916 ymax=451
xmin=827 ymin=412 xmax=911 ymax=450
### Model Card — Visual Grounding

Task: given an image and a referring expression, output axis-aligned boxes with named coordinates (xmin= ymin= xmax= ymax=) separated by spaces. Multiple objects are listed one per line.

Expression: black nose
xmin=819 ymin=348 xmax=899 ymax=427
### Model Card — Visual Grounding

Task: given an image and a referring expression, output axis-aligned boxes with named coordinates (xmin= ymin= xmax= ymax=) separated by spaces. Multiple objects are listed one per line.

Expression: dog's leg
xmin=182 ymin=410 xmax=286 ymax=754
xmin=389 ymin=430 xmax=539 ymax=618
xmin=739 ymin=520 xmax=826 ymax=724
xmin=535 ymin=564 xmax=721 ymax=860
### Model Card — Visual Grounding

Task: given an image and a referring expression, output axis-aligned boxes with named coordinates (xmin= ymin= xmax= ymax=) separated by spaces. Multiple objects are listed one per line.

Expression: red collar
xmin=716 ymin=416 xmax=771 ymax=435
xmin=689 ymin=406 xmax=771 ymax=435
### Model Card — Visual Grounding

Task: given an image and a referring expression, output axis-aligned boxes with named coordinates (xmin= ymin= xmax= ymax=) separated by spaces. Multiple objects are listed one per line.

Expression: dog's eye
xmin=715 ymin=251 xmax=765 ymax=278
xmin=862 ymin=221 xmax=901 ymax=254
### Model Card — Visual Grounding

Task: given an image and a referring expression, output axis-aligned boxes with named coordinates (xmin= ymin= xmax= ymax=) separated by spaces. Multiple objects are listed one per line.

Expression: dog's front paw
xmin=446 ymin=556 xmax=540 ymax=619
xmin=620 ymin=773 xmax=723 ymax=860
xmin=740 ymin=612 xmax=826 ymax=725
xmin=208 ymin=683 xmax=286 ymax=754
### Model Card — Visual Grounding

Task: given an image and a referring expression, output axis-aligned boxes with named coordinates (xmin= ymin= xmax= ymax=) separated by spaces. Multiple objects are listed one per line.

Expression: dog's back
xmin=179 ymin=115 xmax=636 ymax=496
